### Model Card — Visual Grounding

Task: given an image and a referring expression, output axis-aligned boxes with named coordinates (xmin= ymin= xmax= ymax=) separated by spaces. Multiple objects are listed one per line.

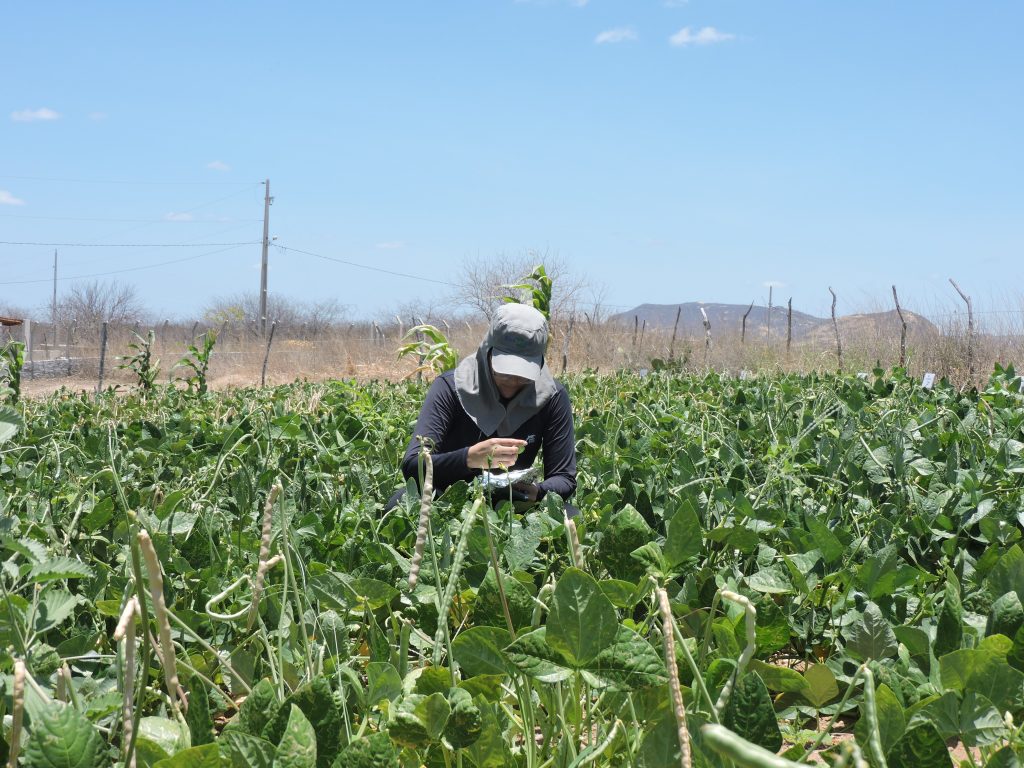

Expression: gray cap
xmin=487 ymin=303 xmax=548 ymax=381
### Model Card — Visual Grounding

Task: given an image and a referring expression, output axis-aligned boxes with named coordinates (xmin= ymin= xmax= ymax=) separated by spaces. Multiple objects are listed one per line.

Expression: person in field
xmin=386 ymin=303 xmax=577 ymax=513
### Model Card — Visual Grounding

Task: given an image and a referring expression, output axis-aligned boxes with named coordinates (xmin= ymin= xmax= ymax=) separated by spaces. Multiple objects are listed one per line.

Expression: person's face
xmin=490 ymin=365 xmax=531 ymax=399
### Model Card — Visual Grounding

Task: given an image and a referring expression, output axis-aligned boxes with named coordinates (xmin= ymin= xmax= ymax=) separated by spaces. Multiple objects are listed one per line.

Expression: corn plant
xmin=1 ymin=339 xmax=24 ymax=403
xmin=176 ymin=330 xmax=217 ymax=394
xmin=119 ymin=329 xmax=161 ymax=391
xmin=397 ymin=323 xmax=459 ymax=377
xmin=503 ymin=263 xmax=553 ymax=320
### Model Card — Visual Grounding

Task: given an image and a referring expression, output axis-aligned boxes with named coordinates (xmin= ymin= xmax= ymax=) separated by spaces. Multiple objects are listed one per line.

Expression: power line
xmin=0 ymin=240 xmax=259 ymax=248
xmin=0 ymin=174 xmax=257 ymax=185
xmin=276 ymin=244 xmax=459 ymax=287
xmin=0 ymin=213 xmax=261 ymax=224
xmin=0 ymin=244 xmax=249 ymax=286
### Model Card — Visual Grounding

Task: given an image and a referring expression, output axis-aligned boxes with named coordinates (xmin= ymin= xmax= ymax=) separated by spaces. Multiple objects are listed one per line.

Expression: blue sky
xmin=2 ymin=1 xmax=1022 ymax=323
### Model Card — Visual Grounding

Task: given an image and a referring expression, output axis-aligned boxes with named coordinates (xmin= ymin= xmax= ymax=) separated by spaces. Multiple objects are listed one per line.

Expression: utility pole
xmin=51 ymin=249 xmax=58 ymax=326
xmin=259 ymin=179 xmax=273 ymax=337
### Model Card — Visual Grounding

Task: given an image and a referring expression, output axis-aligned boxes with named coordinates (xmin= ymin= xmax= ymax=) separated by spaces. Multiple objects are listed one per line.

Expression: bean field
xmin=2 ymin=361 xmax=1024 ymax=768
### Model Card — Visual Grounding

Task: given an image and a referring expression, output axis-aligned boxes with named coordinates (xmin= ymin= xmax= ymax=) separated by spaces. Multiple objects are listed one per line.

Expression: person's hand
xmin=467 ymin=438 xmax=526 ymax=470
xmin=511 ymin=481 xmax=540 ymax=502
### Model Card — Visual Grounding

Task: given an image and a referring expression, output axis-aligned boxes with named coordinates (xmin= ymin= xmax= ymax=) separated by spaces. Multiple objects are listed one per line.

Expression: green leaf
xmin=21 ymin=703 xmax=105 ymax=768
xmin=934 ymin=569 xmax=963 ymax=657
xmin=894 ymin=625 xmax=931 ymax=658
xmin=546 ymin=567 xmax=619 ymax=667
xmin=504 ymin=628 xmax=574 ymax=683
xmin=959 ymin=692 xmax=1008 ymax=748
xmin=664 ymin=505 xmax=702 ymax=565
xmin=855 ymin=683 xmax=904 ymax=758
xmin=747 ymin=660 xmax=810 ymax=694
xmin=138 ymin=717 xmax=190 ymax=757
xmin=580 ymin=625 xmax=668 ymax=691
xmin=984 ymin=747 xmax=1021 ymax=768
xmin=885 ymin=723 xmax=952 ymax=768
xmin=366 ymin=662 xmax=403 ymax=706
xmin=32 ymin=591 xmax=83 ymax=634
xmin=184 ymin=680 xmax=213 ymax=747
xmin=451 ymin=627 xmax=514 ymax=677
xmin=939 ymin=648 xmax=1024 ymax=712
xmin=133 ymin=738 xmax=171 ymax=768
xmin=27 ymin=558 xmax=93 ymax=583
xmin=1009 ymin=624 xmax=1024 ymax=673
xmin=723 ymin=672 xmax=782 ymax=752
xmin=217 ymin=731 xmax=275 ymax=768
xmin=386 ymin=693 xmax=450 ymax=749
xmin=746 ymin=564 xmax=794 ymax=595
xmin=907 ymin=691 xmax=960 ymax=740
xmin=0 ymin=406 xmax=23 ymax=446
xmin=266 ymin=677 xmax=341 ymax=768
xmin=152 ymin=744 xmax=221 ymax=768
xmin=273 ymin=705 xmax=317 ymax=768
xmin=238 ymin=679 xmax=278 ymax=736
xmin=988 ymin=592 xmax=1024 ymax=638
xmin=988 ymin=545 xmax=1024 ymax=604
xmin=804 ymin=511 xmax=844 ymax=565
xmin=846 ymin=603 xmax=898 ymax=661
xmin=801 ymin=664 xmax=839 ymax=709
xmin=753 ymin=598 xmax=791 ymax=656
xmin=464 ymin=701 xmax=506 ymax=768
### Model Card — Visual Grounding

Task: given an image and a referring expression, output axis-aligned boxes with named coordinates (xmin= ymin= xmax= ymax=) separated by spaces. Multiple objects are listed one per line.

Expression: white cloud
xmin=11 ymin=107 xmax=61 ymax=122
xmin=207 ymin=160 xmax=231 ymax=172
xmin=164 ymin=212 xmax=194 ymax=222
xmin=375 ymin=241 xmax=406 ymax=250
xmin=88 ymin=111 xmax=107 ymax=121
xmin=669 ymin=26 xmax=734 ymax=46
xmin=595 ymin=27 xmax=637 ymax=44
xmin=0 ymin=190 xmax=26 ymax=206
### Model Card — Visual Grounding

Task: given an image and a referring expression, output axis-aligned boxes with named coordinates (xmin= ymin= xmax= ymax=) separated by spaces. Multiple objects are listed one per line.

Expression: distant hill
xmin=609 ymin=302 xmax=937 ymax=342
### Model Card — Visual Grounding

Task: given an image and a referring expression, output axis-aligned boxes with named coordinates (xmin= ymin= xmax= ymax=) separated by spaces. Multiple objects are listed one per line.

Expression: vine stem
xmin=716 ymin=589 xmax=756 ymax=716
xmin=656 ymin=587 xmax=693 ymax=768
xmin=408 ymin=445 xmax=434 ymax=590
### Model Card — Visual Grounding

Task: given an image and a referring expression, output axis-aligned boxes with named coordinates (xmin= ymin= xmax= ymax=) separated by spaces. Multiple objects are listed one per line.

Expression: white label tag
xmin=857 ymin=372 xmax=869 ymax=380
xmin=922 ymin=372 xmax=936 ymax=389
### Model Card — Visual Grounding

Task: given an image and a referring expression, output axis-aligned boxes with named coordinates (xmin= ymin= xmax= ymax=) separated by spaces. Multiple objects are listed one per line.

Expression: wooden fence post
xmin=632 ymin=315 xmax=639 ymax=351
xmin=24 ymin=319 xmax=33 ymax=379
xmin=828 ymin=287 xmax=843 ymax=371
xmin=96 ymin=321 xmax=109 ymax=397
xmin=741 ymin=301 xmax=753 ymax=344
xmin=261 ymin=320 xmax=277 ymax=387
xmin=786 ymin=298 xmax=793 ymax=360
xmin=891 ymin=285 xmax=907 ymax=369
xmin=668 ymin=305 xmax=682 ymax=362
xmin=700 ymin=306 xmax=712 ymax=367
xmin=561 ymin=314 xmax=575 ymax=375
xmin=766 ymin=286 xmax=773 ymax=348
xmin=949 ymin=278 xmax=975 ymax=382
xmin=413 ymin=316 xmax=424 ymax=383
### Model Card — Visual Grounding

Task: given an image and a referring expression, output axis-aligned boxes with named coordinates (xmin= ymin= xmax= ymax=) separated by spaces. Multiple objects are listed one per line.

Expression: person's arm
xmin=535 ymin=386 xmax=577 ymax=501
xmin=400 ymin=376 xmax=472 ymax=488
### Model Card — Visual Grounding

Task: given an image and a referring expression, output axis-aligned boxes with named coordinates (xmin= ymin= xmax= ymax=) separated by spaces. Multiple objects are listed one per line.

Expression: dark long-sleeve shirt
xmin=400 ymin=371 xmax=577 ymax=500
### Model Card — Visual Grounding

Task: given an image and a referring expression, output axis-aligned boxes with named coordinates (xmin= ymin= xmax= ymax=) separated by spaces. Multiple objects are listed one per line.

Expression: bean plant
xmin=0 ymin=365 xmax=1022 ymax=767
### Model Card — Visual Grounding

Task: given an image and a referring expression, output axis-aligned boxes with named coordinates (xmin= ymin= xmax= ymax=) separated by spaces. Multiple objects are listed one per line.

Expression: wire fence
xmin=5 ymin=306 xmax=1023 ymax=395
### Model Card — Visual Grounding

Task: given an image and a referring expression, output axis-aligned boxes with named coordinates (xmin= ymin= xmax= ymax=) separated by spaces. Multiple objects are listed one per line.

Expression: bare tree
xmin=202 ymin=293 xmax=347 ymax=335
xmin=55 ymin=281 xmax=144 ymax=326
xmin=446 ymin=251 xmax=591 ymax=322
